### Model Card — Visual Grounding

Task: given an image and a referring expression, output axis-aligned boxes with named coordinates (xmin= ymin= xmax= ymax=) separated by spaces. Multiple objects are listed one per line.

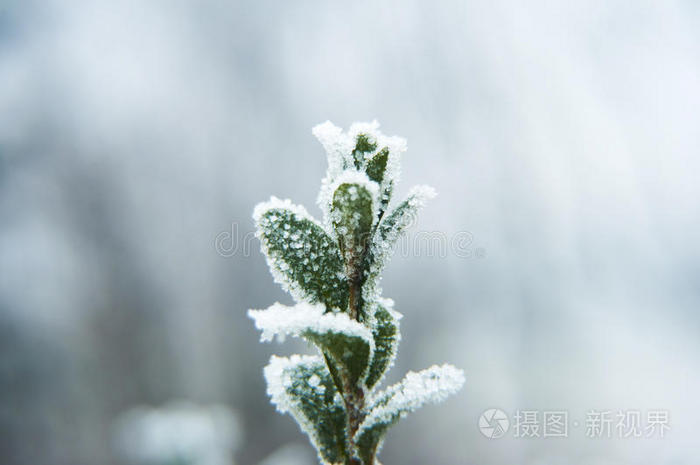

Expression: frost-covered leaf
xmin=364 ymin=300 xmax=402 ymax=390
xmin=368 ymin=185 xmax=436 ymax=274
xmin=365 ymin=147 xmax=388 ymax=184
xmin=377 ymin=185 xmax=436 ymax=248
xmin=329 ymin=172 xmax=378 ymax=264
xmin=355 ymin=364 xmax=465 ymax=464
xmin=313 ymin=121 xmax=355 ymax=176
xmin=347 ymin=121 xmax=380 ymax=169
xmin=254 ymin=198 xmax=348 ymax=311
xmin=351 ymin=133 xmax=378 ymax=169
xmin=360 ymin=185 xmax=437 ymax=304
xmin=265 ymin=355 xmax=348 ymax=464
xmin=249 ymin=303 xmax=374 ymax=386
xmin=349 ymin=122 xmax=405 ymax=218
xmin=365 ymin=148 xmax=393 ymax=218
xmin=315 ymin=121 xmax=405 ymax=225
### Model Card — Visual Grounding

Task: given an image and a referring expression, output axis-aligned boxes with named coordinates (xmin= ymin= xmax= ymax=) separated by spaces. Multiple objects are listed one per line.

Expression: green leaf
xmin=265 ymin=355 xmax=349 ymax=464
xmin=365 ymin=185 xmax=436 ymax=279
xmin=254 ymin=199 xmax=349 ymax=311
xmin=331 ymin=179 xmax=377 ymax=264
xmin=365 ymin=147 xmax=389 ymax=184
xmin=355 ymin=364 xmax=465 ymax=464
xmin=249 ymin=303 xmax=374 ymax=387
xmin=307 ymin=330 xmax=372 ymax=388
xmin=364 ymin=302 xmax=401 ymax=390
xmin=352 ymin=133 xmax=378 ymax=169
xmin=355 ymin=420 xmax=387 ymax=465
xmin=377 ymin=186 xmax=435 ymax=245
xmin=365 ymin=148 xmax=393 ymax=219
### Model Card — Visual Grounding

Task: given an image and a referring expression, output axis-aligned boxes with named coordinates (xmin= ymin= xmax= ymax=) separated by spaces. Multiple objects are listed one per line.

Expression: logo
xmin=479 ymin=408 xmax=510 ymax=439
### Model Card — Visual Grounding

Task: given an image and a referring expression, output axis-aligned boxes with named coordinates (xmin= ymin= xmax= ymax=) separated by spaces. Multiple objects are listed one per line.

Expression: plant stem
xmin=342 ymin=243 xmax=370 ymax=463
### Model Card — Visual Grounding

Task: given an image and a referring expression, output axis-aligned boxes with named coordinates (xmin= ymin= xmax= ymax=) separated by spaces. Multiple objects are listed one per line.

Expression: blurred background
xmin=1 ymin=1 xmax=699 ymax=464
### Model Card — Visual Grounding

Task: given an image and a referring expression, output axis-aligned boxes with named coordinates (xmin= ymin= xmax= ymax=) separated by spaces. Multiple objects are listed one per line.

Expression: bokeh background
xmin=1 ymin=1 xmax=699 ymax=464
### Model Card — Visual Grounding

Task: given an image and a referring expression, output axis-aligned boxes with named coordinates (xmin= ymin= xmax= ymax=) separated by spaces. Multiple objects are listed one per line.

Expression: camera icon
xmin=479 ymin=408 xmax=510 ymax=439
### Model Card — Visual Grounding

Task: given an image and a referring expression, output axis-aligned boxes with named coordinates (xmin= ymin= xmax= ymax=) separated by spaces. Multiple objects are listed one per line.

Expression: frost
xmin=264 ymin=354 xmax=322 ymax=415
xmin=364 ymin=184 xmax=437 ymax=299
xmin=264 ymin=355 xmax=348 ymax=465
xmin=346 ymin=121 xmax=406 ymax=217
xmin=253 ymin=197 xmax=348 ymax=310
xmin=406 ymin=184 xmax=437 ymax=205
xmin=249 ymin=302 xmax=374 ymax=385
xmin=363 ymin=299 xmax=402 ymax=391
xmin=321 ymin=170 xmax=379 ymax=235
xmin=248 ymin=302 xmax=371 ymax=345
xmin=312 ymin=121 xmax=355 ymax=177
xmin=355 ymin=364 xmax=464 ymax=463
xmin=250 ymin=121 xmax=463 ymax=465
xmin=361 ymin=364 xmax=465 ymax=429
xmin=347 ymin=120 xmax=381 ymax=143
xmin=253 ymin=196 xmax=317 ymax=225
xmin=315 ymin=121 xmax=407 ymax=225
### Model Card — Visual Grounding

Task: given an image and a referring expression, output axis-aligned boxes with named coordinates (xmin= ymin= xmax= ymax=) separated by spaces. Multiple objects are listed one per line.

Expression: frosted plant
xmin=248 ymin=121 xmax=464 ymax=465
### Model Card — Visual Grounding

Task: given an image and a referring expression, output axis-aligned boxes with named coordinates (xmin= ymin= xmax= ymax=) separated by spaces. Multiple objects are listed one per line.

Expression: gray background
xmin=1 ymin=0 xmax=699 ymax=464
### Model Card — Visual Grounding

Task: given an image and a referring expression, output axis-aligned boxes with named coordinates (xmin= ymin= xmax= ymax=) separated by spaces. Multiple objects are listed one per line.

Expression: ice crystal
xmin=250 ymin=302 xmax=374 ymax=384
xmin=249 ymin=121 xmax=464 ymax=465
xmin=355 ymin=365 xmax=465 ymax=463
xmin=265 ymin=355 xmax=348 ymax=464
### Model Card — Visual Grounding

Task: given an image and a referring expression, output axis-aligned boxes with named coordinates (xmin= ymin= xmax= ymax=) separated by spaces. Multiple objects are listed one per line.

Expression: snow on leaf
xmin=365 ymin=147 xmax=389 ymax=185
xmin=348 ymin=121 xmax=405 ymax=219
xmin=364 ymin=299 xmax=402 ymax=391
xmin=347 ymin=121 xmax=380 ymax=151
xmin=365 ymin=147 xmax=395 ymax=220
xmin=355 ymin=364 xmax=465 ymax=464
xmin=377 ymin=185 xmax=436 ymax=248
xmin=352 ymin=133 xmax=377 ymax=168
xmin=253 ymin=197 xmax=348 ymax=311
xmin=315 ymin=121 xmax=406 ymax=225
xmin=264 ymin=355 xmax=348 ymax=464
xmin=312 ymin=121 xmax=355 ymax=177
xmin=329 ymin=171 xmax=379 ymax=265
xmin=365 ymin=184 xmax=437 ymax=283
xmin=249 ymin=302 xmax=374 ymax=386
